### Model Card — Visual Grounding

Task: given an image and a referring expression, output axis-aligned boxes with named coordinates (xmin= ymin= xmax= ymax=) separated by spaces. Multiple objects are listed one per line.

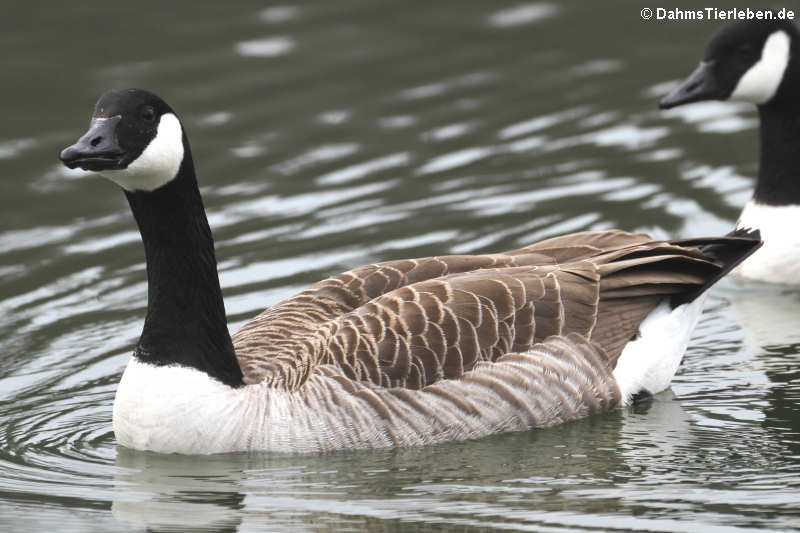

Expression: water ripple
xmin=2 ymin=1 xmax=799 ymax=531
xmin=234 ymin=36 xmax=295 ymax=57
xmin=488 ymin=3 xmax=559 ymax=28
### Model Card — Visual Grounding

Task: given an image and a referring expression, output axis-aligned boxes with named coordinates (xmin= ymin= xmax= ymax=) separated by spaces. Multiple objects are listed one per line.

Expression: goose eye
xmin=141 ymin=106 xmax=155 ymax=122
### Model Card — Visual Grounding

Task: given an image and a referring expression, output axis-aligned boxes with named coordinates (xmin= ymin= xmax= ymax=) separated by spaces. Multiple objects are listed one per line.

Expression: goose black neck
xmin=124 ymin=142 xmax=244 ymax=388
xmin=755 ymin=90 xmax=800 ymax=206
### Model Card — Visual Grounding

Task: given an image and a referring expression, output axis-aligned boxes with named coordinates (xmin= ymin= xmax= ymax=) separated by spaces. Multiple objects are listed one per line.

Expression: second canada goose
xmin=660 ymin=13 xmax=800 ymax=285
xmin=60 ymin=89 xmax=760 ymax=454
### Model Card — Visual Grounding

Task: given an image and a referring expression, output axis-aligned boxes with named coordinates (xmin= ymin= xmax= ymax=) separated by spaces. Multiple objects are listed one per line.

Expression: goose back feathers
xmin=232 ymin=230 xmax=745 ymax=391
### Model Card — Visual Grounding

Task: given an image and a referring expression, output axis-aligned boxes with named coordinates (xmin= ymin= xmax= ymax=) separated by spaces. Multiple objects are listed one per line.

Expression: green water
xmin=1 ymin=1 xmax=799 ymax=531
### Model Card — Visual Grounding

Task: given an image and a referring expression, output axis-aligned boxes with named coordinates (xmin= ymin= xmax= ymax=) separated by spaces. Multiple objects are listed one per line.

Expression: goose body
xmin=660 ymin=11 xmax=800 ymax=285
xmin=61 ymin=89 xmax=760 ymax=454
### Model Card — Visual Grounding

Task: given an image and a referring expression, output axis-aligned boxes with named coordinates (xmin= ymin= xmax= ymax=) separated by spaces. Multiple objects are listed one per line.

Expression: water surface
xmin=2 ymin=1 xmax=799 ymax=531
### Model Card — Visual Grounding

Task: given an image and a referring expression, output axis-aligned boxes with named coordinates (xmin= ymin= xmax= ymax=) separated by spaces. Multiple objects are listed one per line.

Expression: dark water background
xmin=1 ymin=1 xmax=799 ymax=531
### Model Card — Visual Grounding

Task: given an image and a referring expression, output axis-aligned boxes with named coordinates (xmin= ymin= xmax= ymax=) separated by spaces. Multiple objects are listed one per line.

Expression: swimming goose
xmin=660 ymin=13 xmax=800 ymax=285
xmin=60 ymin=89 xmax=760 ymax=454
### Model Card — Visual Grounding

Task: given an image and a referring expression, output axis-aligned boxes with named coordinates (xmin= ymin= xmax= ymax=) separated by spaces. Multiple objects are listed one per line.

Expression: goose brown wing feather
xmin=336 ymin=266 xmax=604 ymax=389
xmin=232 ymin=231 xmax=743 ymax=389
xmin=234 ymin=231 xmax=655 ymax=356
xmin=236 ymin=263 xmax=605 ymax=389
xmin=508 ymin=230 xmax=653 ymax=261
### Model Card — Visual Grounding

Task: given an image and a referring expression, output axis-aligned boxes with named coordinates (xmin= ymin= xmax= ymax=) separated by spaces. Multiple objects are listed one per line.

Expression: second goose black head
xmin=660 ymin=14 xmax=798 ymax=109
xmin=60 ymin=88 xmax=186 ymax=192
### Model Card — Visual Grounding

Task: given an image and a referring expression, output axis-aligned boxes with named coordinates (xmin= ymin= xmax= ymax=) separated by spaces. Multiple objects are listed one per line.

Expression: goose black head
xmin=660 ymin=14 xmax=797 ymax=109
xmin=60 ymin=89 xmax=186 ymax=191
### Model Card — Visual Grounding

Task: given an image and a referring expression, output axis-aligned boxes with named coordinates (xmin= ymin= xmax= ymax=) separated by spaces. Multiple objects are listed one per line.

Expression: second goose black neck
xmin=124 ymin=140 xmax=244 ymax=388
xmin=754 ymin=69 xmax=800 ymax=206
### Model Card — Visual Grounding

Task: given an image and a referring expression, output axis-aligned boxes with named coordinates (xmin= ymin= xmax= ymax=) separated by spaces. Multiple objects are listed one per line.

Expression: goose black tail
xmin=669 ymin=228 xmax=762 ymax=307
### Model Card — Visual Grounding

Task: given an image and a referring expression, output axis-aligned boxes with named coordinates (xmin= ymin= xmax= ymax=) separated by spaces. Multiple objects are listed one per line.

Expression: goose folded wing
xmin=232 ymin=230 xmax=652 ymax=369
xmin=315 ymin=263 xmax=603 ymax=389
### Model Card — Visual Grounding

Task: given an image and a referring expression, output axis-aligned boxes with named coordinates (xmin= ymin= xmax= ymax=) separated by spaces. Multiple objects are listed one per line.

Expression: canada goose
xmin=660 ymin=13 xmax=800 ymax=285
xmin=60 ymin=89 xmax=760 ymax=454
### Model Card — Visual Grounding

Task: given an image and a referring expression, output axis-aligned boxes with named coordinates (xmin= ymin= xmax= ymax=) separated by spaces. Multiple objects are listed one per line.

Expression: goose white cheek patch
xmin=101 ymin=113 xmax=185 ymax=192
xmin=730 ymin=30 xmax=791 ymax=104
